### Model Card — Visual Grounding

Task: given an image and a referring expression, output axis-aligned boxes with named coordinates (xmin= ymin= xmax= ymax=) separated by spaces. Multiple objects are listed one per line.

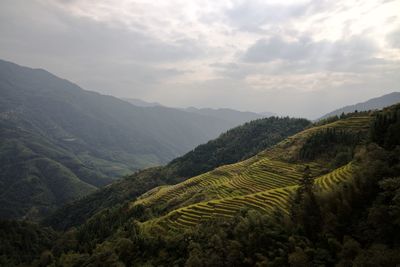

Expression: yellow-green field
xmin=147 ymin=162 xmax=356 ymax=231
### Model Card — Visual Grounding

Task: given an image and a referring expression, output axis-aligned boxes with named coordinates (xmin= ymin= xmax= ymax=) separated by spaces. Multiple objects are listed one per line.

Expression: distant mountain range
xmin=0 ymin=59 xmax=268 ymax=220
xmin=182 ymin=107 xmax=271 ymax=125
xmin=319 ymin=92 xmax=400 ymax=120
xmin=121 ymin=98 xmax=162 ymax=107
xmin=122 ymin=98 xmax=276 ymax=122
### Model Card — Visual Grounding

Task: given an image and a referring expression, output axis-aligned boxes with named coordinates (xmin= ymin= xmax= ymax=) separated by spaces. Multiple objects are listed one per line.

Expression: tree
xmin=39 ymin=250 xmax=53 ymax=267
xmin=185 ymin=242 xmax=203 ymax=267
xmin=290 ymin=166 xmax=321 ymax=240
xmin=288 ymin=247 xmax=310 ymax=267
xmin=115 ymin=238 xmax=135 ymax=266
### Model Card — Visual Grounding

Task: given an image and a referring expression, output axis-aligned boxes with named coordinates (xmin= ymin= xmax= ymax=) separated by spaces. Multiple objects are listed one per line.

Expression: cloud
xmin=242 ymin=35 xmax=387 ymax=74
xmin=243 ymin=35 xmax=378 ymax=62
xmin=0 ymin=0 xmax=200 ymax=95
xmin=0 ymin=1 xmax=203 ymax=63
xmin=0 ymin=0 xmax=399 ymax=118
xmin=243 ymin=36 xmax=315 ymax=62
xmin=387 ymin=28 xmax=400 ymax=48
xmin=225 ymin=1 xmax=309 ymax=32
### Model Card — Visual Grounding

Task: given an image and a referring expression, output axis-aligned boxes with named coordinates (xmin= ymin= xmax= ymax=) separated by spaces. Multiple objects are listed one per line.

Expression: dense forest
xmin=1 ymin=105 xmax=400 ymax=266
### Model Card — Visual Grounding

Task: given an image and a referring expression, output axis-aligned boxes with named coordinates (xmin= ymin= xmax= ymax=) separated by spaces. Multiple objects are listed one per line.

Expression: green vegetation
xmin=0 ymin=123 xmax=103 ymax=220
xmin=0 ymin=220 xmax=57 ymax=266
xmin=370 ymin=103 xmax=400 ymax=149
xmin=58 ymin=111 xmax=370 ymax=243
xmin=298 ymin=128 xmax=360 ymax=166
xmin=136 ymin=115 xmax=370 ymax=219
xmin=150 ymin=162 xmax=355 ymax=232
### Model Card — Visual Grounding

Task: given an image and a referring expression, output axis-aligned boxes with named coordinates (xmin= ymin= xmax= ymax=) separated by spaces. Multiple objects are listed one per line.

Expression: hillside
xmin=319 ymin=91 xmax=400 ymax=120
xmin=4 ymin=105 xmax=400 ymax=266
xmin=0 ymin=59 xmax=264 ymax=220
xmin=44 ymin=117 xmax=310 ymax=229
xmin=132 ymin=115 xmax=371 ymax=231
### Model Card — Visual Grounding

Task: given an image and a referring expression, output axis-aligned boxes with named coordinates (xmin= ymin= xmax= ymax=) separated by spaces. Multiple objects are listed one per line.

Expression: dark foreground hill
xmin=0 ymin=59 xmax=265 ymax=220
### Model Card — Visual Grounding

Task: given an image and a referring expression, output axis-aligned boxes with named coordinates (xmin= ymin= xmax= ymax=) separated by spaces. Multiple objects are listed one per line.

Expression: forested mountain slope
xmin=0 ymin=59 xmax=263 ymax=220
xmin=44 ymin=117 xmax=309 ymax=229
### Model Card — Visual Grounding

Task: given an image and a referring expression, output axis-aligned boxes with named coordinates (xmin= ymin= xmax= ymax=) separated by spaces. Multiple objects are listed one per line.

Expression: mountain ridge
xmin=0 ymin=59 xmax=268 ymax=220
xmin=122 ymin=97 xmax=275 ymax=124
xmin=318 ymin=91 xmax=400 ymax=120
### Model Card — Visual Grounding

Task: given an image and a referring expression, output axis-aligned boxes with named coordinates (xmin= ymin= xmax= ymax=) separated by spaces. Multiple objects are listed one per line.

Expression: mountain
xmin=129 ymin=113 xmax=372 ymax=232
xmin=121 ymin=98 xmax=162 ymax=107
xmin=44 ymin=116 xmax=310 ymax=229
xmin=319 ymin=91 xmax=400 ymax=120
xmin=121 ymin=99 xmax=273 ymax=127
xmin=0 ymin=59 xmax=262 ymax=220
xmin=4 ymin=105 xmax=400 ymax=266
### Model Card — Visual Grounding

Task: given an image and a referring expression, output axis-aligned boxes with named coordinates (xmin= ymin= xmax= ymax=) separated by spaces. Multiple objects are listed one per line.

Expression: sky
xmin=0 ymin=0 xmax=399 ymax=119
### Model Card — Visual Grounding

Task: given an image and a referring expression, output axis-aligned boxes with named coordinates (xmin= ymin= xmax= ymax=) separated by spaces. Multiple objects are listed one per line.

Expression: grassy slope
xmin=132 ymin=115 xmax=372 ymax=232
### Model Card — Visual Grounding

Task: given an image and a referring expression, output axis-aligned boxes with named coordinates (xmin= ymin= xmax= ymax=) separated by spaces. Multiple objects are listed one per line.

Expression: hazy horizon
xmin=1 ymin=0 xmax=399 ymax=119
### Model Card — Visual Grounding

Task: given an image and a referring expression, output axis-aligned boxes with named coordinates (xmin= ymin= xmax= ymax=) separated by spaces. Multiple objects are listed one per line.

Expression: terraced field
xmin=314 ymin=163 xmax=354 ymax=191
xmin=150 ymin=163 xmax=356 ymax=231
xmin=135 ymin=115 xmax=370 ymax=232
xmin=136 ymin=157 xmax=323 ymax=210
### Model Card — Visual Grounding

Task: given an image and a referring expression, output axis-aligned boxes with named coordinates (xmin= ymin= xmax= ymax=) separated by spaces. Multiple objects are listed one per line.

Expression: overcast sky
xmin=1 ymin=0 xmax=399 ymax=118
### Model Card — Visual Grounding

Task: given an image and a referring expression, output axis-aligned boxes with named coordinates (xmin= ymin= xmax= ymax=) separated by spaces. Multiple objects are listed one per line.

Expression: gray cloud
xmin=0 ymin=2 xmax=202 ymax=63
xmin=243 ymin=36 xmax=315 ymax=62
xmin=0 ymin=0 xmax=399 ymax=119
xmin=387 ymin=28 xmax=400 ymax=48
xmin=242 ymin=35 xmax=384 ymax=73
xmin=225 ymin=1 xmax=309 ymax=32
xmin=0 ymin=0 xmax=199 ymax=96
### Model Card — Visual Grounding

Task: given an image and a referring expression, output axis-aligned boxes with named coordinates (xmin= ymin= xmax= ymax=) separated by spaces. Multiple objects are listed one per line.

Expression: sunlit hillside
xmin=132 ymin=115 xmax=372 ymax=231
